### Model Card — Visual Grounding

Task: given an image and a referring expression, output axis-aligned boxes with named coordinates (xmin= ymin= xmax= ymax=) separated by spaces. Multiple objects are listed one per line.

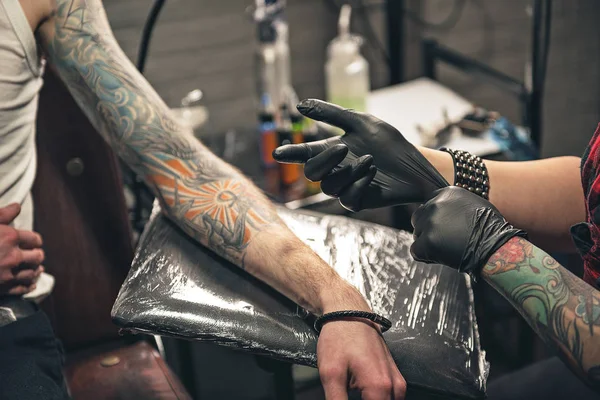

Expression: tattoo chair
xmin=32 ymin=67 xmax=192 ymax=400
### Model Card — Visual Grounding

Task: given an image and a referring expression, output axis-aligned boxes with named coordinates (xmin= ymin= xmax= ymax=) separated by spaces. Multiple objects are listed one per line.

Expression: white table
xmin=367 ymin=77 xmax=501 ymax=156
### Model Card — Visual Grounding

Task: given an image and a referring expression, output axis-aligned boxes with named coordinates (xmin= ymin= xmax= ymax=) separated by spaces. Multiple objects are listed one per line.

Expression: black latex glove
xmin=272 ymin=99 xmax=449 ymax=212
xmin=410 ymin=187 xmax=527 ymax=275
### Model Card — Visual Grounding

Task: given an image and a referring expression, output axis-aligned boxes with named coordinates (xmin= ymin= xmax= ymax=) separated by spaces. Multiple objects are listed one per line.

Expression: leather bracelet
xmin=314 ymin=310 xmax=392 ymax=333
xmin=440 ymin=148 xmax=490 ymax=199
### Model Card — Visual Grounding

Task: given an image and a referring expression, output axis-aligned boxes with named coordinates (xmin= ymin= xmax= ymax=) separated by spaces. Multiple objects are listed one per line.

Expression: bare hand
xmin=318 ymin=320 xmax=406 ymax=400
xmin=316 ymin=284 xmax=406 ymax=400
xmin=0 ymin=203 xmax=45 ymax=295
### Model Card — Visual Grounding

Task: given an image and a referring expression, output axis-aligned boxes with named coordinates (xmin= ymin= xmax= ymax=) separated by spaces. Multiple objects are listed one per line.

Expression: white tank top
xmin=0 ymin=0 xmax=44 ymax=231
xmin=0 ymin=0 xmax=54 ymax=301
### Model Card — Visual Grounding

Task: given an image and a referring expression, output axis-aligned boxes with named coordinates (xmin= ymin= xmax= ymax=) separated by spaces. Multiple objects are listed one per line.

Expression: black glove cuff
xmin=459 ymin=208 xmax=528 ymax=277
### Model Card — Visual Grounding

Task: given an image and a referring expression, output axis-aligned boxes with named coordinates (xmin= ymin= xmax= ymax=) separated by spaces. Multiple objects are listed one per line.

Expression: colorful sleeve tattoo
xmin=40 ymin=0 xmax=280 ymax=267
xmin=483 ymin=237 xmax=600 ymax=390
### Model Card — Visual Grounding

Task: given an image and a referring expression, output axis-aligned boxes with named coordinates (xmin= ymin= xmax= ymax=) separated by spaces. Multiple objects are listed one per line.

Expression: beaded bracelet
xmin=440 ymin=148 xmax=490 ymax=199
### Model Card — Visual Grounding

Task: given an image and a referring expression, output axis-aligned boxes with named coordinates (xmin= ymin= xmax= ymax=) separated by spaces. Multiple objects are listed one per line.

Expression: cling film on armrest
xmin=112 ymin=205 xmax=488 ymax=399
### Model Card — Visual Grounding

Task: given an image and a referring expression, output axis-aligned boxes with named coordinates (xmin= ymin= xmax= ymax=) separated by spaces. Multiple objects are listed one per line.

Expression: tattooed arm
xmin=35 ymin=0 xmax=356 ymax=314
xmin=483 ymin=237 xmax=600 ymax=391
xmin=36 ymin=3 xmax=407 ymax=396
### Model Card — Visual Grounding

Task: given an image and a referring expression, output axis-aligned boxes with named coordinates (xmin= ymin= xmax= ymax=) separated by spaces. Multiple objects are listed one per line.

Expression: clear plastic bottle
xmin=325 ymin=5 xmax=370 ymax=116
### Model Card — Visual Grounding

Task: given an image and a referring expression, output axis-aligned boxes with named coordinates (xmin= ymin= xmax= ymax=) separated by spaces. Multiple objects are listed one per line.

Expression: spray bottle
xmin=325 ymin=4 xmax=370 ymax=115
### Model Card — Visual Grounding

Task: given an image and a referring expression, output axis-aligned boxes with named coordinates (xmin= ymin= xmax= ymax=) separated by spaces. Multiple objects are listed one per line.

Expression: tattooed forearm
xmin=37 ymin=0 xmax=367 ymax=315
xmin=483 ymin=237 xmax=600 ymax=390
xmin=38 ymin=0 xmax=280 ymax=267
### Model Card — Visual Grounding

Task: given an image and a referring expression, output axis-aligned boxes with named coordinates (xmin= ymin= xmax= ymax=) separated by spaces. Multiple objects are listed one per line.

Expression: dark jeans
xmin=0 ymin=310 xmax=70 ymax=400
xmin=488 ymin=357 xmax=600 ymax=400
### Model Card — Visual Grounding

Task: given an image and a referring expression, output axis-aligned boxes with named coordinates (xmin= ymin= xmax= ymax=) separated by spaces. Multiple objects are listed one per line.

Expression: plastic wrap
xmin=112 ymin=206 xmax=488 ymax=399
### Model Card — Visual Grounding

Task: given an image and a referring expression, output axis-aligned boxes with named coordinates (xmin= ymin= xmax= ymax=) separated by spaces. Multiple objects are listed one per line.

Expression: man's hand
xmin=272 ymin=99 xmax=448 ymax=211
xmin=0 ymin=204 xmax=45 ymax=295
xmin=318 ymin=322 xmax=405 ymax=400
xmin=317 ymin=285 xmax=406 ymax=400
xmin=410 ymin=187 xmax=526 ymax=274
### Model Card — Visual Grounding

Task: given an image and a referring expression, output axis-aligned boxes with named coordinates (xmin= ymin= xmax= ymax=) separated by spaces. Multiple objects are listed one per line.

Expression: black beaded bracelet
xmin=440 ymin=148 xmax=490 ymax=199
xmin=314 ymin=310 xmax=392 ymax=333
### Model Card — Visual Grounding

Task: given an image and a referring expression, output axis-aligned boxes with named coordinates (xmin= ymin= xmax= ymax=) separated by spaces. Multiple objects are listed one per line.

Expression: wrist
xmin=419 ymin=146 xmax=454 ymax=184
xmin=317 ymin=278 xmax=371 ymax=315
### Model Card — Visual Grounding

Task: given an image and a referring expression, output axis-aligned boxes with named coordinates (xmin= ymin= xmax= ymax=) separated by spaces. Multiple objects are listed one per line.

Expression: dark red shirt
xmin=571 ymin=123 xmax=600 ymax=288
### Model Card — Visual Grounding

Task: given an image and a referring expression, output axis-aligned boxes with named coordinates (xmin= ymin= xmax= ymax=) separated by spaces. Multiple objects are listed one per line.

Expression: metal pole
xmin=386 ymin=0 xmax=405 ymax=85
xmin=529 ymin=0 xmax=544 ymax=150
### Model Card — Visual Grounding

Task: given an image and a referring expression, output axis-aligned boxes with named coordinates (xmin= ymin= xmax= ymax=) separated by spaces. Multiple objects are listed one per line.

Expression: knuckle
xmin=7 ymin=249 xmax=22 ymax=267
xmin=395 ymin=376 xmax=407 ymax=394
xmin=319 ymin=364 xmax=344 ymax=383
xmin=371 ymin=377 xmax=393 ymax=393
xmin=2 ymin=228 xmax=19 ymax=245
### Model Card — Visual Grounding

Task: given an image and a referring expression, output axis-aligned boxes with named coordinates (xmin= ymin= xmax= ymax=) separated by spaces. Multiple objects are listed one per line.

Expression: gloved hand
xmin=410 ymin=187 xmax=527 ymax=275
xmin=272 ymin=99 xmax=448 ymax=211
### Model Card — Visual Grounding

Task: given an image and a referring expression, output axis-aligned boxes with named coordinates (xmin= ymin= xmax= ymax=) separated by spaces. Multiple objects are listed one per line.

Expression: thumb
xmin=297 ymin=99 xmax=363 ymax=133
xmin=0 ymin=203 xmax=21 ymax=225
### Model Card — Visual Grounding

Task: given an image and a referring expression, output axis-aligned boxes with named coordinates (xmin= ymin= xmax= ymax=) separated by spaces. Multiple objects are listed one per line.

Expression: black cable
xmin=137 ymin=0 xmax=167 ymax=74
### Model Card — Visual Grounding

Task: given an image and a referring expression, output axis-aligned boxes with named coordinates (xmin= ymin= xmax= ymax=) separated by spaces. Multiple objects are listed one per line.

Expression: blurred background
xmin=105 ymin=0 xmax=599 ymax=158
xmin=95 ymin=1 xmax=600 ymax=398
